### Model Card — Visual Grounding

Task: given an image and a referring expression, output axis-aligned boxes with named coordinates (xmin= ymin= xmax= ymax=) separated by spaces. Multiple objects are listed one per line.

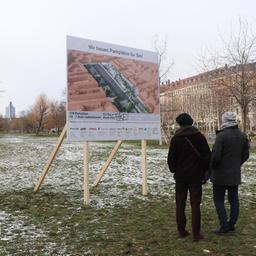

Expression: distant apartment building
xmin=5 ymin=101 xmax=16 ymax=119
xmin=160 ymin=65 xmax=256 ymax=134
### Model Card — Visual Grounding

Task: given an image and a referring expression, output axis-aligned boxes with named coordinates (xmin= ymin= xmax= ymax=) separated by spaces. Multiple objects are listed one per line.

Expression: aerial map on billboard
xmin=67 ymin=35 xmax=160 ymax=141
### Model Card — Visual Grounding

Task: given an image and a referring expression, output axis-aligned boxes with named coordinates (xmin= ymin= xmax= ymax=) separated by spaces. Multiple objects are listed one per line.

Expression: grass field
xmin=0 ymin=134 xmax=256 ymax=255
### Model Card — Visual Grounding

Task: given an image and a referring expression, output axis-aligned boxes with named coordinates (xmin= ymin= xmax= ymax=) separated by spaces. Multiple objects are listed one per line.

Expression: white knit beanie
xmin=221 ymin=112 xmax=238 ymax=129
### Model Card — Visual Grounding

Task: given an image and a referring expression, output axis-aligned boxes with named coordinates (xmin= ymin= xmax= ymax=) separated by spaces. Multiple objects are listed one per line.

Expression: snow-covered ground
xmin=0 ymin=135 xmax=173 ymax=209
xmin=0 ymin=135 xmax=255 ymax=253
xmin=0 ymin=135 xmax=255 ymax=208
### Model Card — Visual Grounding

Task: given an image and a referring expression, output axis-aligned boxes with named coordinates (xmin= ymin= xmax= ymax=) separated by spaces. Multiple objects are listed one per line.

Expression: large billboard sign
xmin=67 ymin=36 xmax=160 ymax=141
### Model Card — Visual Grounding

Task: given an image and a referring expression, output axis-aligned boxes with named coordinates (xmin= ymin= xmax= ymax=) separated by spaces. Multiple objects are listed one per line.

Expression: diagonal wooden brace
xmin=94 ymin=140 xmax=123 ymax=186
xmin=34 ymin=124 xmax=67 ymax=192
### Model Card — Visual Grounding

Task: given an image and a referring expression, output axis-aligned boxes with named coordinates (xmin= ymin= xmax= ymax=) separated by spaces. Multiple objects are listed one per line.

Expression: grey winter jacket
xmin=210 ymin=126 xmax=249 ymax=186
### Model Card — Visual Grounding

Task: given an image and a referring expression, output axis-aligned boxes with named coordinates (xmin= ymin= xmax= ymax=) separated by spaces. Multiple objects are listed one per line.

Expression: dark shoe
xmin=212 ymin=228 xmax=229 ymax=235
xmin=193 ymin=234 xmax=204 ymax=242
xmin=179 ymin=230 xmax=190 ymax=238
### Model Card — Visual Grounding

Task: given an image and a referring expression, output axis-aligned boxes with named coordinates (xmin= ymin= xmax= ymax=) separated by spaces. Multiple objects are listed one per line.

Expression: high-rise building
xmin=5 ymin=101 xmax=15 ymax=119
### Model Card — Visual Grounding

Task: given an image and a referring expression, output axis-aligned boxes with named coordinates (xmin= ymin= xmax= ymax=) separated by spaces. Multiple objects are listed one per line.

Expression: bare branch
xmin=200 ymin=18 xmax=256 ymax=132
xmin=152 ymin=34 xmax=174 ymax=83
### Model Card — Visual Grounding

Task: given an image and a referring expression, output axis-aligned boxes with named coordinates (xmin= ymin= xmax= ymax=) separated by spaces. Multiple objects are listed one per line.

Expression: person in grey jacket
xmin=210 ymin=112 xmax=249 ymax=234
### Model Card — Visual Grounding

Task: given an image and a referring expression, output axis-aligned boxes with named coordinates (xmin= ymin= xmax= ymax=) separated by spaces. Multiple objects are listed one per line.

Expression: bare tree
xmin=0 ymin=114 xmax=6 ymax=131
xmin=153 ymin=35 xmax=175 ymax=143
xmin=200 ymin=19 xmax=256 ymax=132
xmin=153 ymin=35 xmax=174 ymax=84
xmin=32 ymin=94 xmax=49 ymax=135
xmin=47 ymin=100 xmax=66 ymax=134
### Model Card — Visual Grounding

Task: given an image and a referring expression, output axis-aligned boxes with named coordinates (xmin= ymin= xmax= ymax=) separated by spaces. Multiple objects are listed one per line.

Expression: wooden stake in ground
xmin=34 ymin=124 xmax=67 ymax=192
xmin=94 ymin=140 xmax=123 ymax=186
xmin=141 ymin=139 xmax=148 ymax=195
xmin=83 ymin=142 xmax=90 ymax=205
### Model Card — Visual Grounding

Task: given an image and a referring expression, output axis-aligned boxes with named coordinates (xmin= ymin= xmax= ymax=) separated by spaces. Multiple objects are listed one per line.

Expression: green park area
xmin=0 ymin=134 xmax=255 ymax=255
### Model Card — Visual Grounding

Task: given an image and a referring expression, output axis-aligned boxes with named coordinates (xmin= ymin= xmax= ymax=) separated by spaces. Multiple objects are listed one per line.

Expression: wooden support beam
xmin=94 ymin=140 xmax=123 ymax=186
xmin=83 ymin=142 xmax=90 ymax=205
xmin=141 ymin=139 xmax=148 ymax=195
xmin=34 ymin=124 xmax=67 ymax=192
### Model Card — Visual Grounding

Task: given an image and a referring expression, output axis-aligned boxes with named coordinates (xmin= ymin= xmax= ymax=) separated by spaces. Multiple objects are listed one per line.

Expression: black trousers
xmin=175 ymin=182 xmax=202 ymax=236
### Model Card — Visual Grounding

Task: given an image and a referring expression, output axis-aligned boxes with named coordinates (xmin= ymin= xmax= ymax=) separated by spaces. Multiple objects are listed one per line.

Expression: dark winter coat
xmin=167 ymin=126 xmax=211 ymax=184
xmin=210 ymin=126 xmax=249 ymax=186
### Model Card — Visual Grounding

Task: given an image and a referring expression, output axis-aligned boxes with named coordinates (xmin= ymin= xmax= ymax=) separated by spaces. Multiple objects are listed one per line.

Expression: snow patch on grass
xmin=0 ymin=135 xmax=255 ymax=209
xmin=0 ymin=211 xmax=46 ymax=242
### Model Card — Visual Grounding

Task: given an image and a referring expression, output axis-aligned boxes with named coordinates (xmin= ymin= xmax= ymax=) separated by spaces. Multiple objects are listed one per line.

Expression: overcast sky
xmin=0 ymin=0 xmax=256 ymax=115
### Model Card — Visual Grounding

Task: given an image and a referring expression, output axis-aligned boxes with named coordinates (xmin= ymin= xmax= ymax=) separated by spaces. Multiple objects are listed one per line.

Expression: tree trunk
xmin=241 ymin=106 xmax=247 ymax=133
xmin=36 ymin=125 xmax=40 ymax=136
xmin=36 ymin=116 xmax=43 ymax=136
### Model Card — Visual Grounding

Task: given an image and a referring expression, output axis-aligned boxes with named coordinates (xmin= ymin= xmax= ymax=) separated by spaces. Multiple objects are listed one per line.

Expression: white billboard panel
xmin=67 ymin=36 xmax=160 ymax=141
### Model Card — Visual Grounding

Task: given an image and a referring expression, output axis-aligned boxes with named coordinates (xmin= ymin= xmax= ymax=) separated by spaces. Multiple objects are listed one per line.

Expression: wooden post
xmin=159 ymin=126 xmax=163 ymax=146
xmin=83 ymin=142 xmax=90 ymax=205
xmin=34 ymin=124 xmax=67 ymax=192
xmin=141 ymin=139 xmax=148 ymax=195
xmin=94 ymin=140 xmax=123 ymax=186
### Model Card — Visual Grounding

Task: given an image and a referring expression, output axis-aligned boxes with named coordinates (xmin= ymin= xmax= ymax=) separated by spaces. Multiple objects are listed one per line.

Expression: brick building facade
xmin=160 ymin=67 xmax=256 ymax=134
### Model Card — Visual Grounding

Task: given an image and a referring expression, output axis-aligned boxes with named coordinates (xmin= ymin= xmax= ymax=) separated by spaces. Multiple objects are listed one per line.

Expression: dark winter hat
xmin=176 ymin=113 xmax=193 ymax=126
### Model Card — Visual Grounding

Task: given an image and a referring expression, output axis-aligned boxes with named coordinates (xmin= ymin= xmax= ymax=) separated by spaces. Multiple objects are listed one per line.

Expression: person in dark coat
xmin=210 ymin=112 xmax=249 ymax=234
xmin=167 ymin=113 xmax=211 ymax=241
